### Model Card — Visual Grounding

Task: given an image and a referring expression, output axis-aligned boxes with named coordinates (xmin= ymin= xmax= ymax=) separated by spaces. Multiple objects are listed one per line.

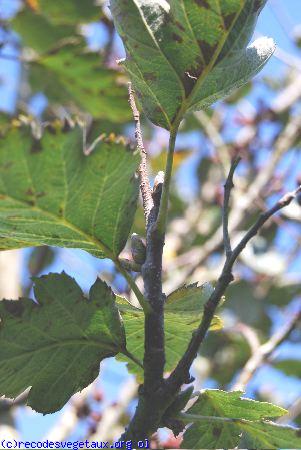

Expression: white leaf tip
xmin=249 ymin=37 xmax=276 ymax=60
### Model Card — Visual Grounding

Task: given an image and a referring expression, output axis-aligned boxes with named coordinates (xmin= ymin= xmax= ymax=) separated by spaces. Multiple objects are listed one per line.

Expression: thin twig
xmin=167 ymin=181 xmax=301 ymax=392
xmin=223 ymin=157 xmax=241 ymax=258
xmin=122 ymin=349 xmax=144 ymax=369
xmin=232 ymin=307 xmax=301 ymax=391
xmin=128 ymin=83 xmax=153 ymax=222
xmin=168 ymin=114 xmax=301 ymax=291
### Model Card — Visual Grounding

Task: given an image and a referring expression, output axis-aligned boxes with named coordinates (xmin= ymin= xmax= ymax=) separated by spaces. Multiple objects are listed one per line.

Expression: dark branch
xmin=120 ymin=113 xmax=168 ymax=444
xmin=223 ymin=157 xmax=241 ymax=257
xmin=167 ymin=181 xmax=301 ymax=393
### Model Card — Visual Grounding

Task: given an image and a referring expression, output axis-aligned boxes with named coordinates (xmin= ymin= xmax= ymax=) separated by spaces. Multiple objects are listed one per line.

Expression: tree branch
xmin=119 ymin=169 xmax=172 ymax=443
xmin=128 ymin=83 xmax=154 ymax=222
xmin=232 ymin=307 xmax=301 ymax=391
xmin=119 ymin=126 xmax=180 ymax=442
xmin=223 ymin=157 xmax=241 ymax=258
xmin=166 ymin=177 xmax=301 ymax=392
xmin=169 ymin=114 xmax=301 ymax=290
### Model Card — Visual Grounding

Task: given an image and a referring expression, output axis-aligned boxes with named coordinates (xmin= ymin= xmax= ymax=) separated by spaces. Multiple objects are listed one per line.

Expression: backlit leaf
xmin=29 ymin=45 xmax=131 ymax=122
xmin=182 ymin=389 xmax=289 ymax=449
xmin=118 ymin=283 xmax=222 ymax=379
xmin=273 ymin=359 xmax=301 ymax=378
xmin=0 ymin=272 xmax=126 ymax=413
xmin=12 ymin=8 xmax=76 ymax=53
xmin=36 ymin=0 xmax=101 ymax=25
xmin=0 ymin=120 xmax=139 ymax=259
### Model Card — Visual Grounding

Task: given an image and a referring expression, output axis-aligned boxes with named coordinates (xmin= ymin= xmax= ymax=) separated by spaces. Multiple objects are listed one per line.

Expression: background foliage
xmin=0 ymin=0 xmax=300 ymax=447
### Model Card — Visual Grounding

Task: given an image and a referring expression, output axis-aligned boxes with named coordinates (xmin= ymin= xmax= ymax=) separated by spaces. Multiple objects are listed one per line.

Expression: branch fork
xmin=121 ymin=89 xmax=301 ymax=442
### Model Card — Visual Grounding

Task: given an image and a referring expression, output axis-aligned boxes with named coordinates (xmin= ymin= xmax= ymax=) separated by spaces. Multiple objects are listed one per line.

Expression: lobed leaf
xmin=12 ymin=1 xmax=102 ymax=53
xmin=111 ymin=0 xmax=275 ymax=130
xmin=11 ymin=8 xmax=76 ymax=54
xmin=0 ymin=272 xmax=126 ymax=413
xmin=29 ymin=45 xmax=131 ymax=122
xmin=31 ymin=0 xmax=101 ymax=25
xmin=117 ymin=283 xmax=222 ymax=379
xmin=182 ymin=389 xmax=294 ymax=449
xmin=239 ymin=420 xmax=301 ymax=449
xmin=186 ymin=389 xmax=287 ymax=420
xmin=0 ymin=120 xmax=139 ymax=259
xmin=12 ymin=7 xmax=130 ymax=122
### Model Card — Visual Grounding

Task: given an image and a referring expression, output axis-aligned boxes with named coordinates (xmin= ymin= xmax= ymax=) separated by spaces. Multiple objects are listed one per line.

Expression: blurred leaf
xmin=151 ymin=149 xmax=193 ymax=175
xmin=266 ymin=282 xmax=301 ymax=306
xmin=197 ymin=157 xmax=213 ymax=186
xmin=202 ymin=332 xmax=251 ymax=386
xmin=12 ymin=8 xmax=76 ymax=53
xmin=0 ymin=120 xmax=139 ymax=258
xmin=180 ymin=109 xmax=214 ymax=133
xmin=29 ymin=45 xmax=131 ymax=122
xmin=226 ymin=281 xmax=271 ymax=333
xmin=273 ymin=359 xmax=301 ymax=378
xmin=0 ymin=272 xmax=126 ymax=414
xmin=118 ymin=283 xmax=222 ymax=379
xmin=111 ymin=0 xmax=274 ymax=129
xmin=35 ymin=0 xmax=101 ymax=25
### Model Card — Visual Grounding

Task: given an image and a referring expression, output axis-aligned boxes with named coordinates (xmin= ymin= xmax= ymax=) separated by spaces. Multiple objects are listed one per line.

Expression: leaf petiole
xmin=122 ymin=349 xmax=144 ymax=370
xmin=115 ymin=258 xmax=152 ymax=315
xmin=155 ymin=125 xmax=179 ymax=237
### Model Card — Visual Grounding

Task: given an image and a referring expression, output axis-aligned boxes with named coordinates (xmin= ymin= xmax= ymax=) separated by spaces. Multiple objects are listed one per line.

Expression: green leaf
xmin=111 ymin=0 xmax=275 ymax=129
xmin=35 ymin=0 xmax=101 ymax=25
xmin=183 ymin=416 xmax=239 ymax=448
xmin=11 ymin=8 xmax=76 ymax=53
xmin=182 ymin=389 xmax=289 ymax=449
xmin=183 ymin=418 xmax=301 ymax=449
xmin=117 ymin=283 xmax=222 ymax=379
xmin=0 ymin=272 xmax=126 ymax=414
xmin=0 ymin=120 xmax=139 ymax=259
xmin=165 ymin=282 xmax=214 ymax=313
xmin=239 ymin=420 xmax=301 ymax=449
xmin=187 ymin=390 xmax=287 ymax=420
xmin=29 ymin=45 xmax=131 ymax=122
xmin=273 ymin=359 xmax=301 ymax=378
